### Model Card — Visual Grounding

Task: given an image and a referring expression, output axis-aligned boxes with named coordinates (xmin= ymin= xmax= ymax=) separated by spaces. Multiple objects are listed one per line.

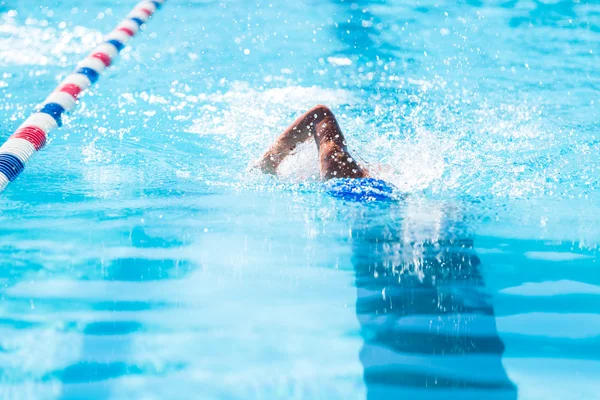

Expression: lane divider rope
xmin=0 ymin=0 xmax=167 ymax=192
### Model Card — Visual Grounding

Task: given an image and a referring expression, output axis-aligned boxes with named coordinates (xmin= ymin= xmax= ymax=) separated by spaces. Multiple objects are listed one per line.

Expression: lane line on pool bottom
xmin=0 ymin=0 xmax=167 ymax=193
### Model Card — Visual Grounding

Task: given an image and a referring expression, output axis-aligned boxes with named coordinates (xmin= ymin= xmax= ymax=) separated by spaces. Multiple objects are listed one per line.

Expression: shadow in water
xmin=350 ymin=205 xmax=517 ymax=399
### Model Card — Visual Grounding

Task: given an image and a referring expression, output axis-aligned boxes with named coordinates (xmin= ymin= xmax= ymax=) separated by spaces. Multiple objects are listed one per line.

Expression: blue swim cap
xmin=325 ymin=178 xmax=398 ymax=202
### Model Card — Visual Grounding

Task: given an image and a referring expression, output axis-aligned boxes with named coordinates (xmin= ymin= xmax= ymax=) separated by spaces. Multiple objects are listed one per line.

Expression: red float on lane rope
xmin=59 ymin=83 xmax=83 ymax=99
xmin=0 ymin=0 xmax=167 ymax=192
xmin=91 ymin=52 xmax=112 ymax=67
xmin=117 ymin=27 xmax=135 ymax=37
xmin=140 ymin=8 xmax=153 ymax=17
xmin=11 ymin=126 xmax=47 ymax=151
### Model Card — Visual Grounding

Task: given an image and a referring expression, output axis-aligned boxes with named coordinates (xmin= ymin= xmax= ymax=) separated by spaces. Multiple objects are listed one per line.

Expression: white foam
xmin=501 ymin=280 xmax=600 ymax=296
xmin=181 ymin=79 xmax=557 ymax=199
xmin=497 ymin=312 xmax=600 ymax=339
xmin=187 ymin=84 xmax=356 ymax=137
xmin=327 ymin=57 xmax=352 ymax=66
xmin=525 ymin=251 xmax=593 ymax=261
xmin=276 ymin=140 xmax=320 ymax=182
xmin=187 ymin=84 xmax=356 ymax=182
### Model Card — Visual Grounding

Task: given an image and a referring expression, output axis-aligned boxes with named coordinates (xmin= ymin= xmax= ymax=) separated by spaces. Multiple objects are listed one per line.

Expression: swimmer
xmin=257 ymin=104 xmax=397 ymax=201
xmin=257 ymin=105 xmax=368 ymax=179
xmin=259 ymin=107 xmax=515 ymax=395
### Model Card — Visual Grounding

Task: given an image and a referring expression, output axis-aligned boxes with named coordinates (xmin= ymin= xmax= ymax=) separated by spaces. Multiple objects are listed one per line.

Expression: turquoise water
xmin=1 ymin=0 xmax=600 ymax=399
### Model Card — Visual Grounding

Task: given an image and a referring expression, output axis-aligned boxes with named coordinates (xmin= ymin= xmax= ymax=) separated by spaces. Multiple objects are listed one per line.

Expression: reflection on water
xmin=508 ymin=0 xmax=579 ymax=28
xmin=350 ymin=202 xmax=516 ymax=399
xmin=53 ymin=226 xmax=196 ymax=400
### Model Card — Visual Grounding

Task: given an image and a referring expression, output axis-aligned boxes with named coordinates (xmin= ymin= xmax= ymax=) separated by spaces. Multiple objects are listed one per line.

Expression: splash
xmin=0 ymin=15 xmax=102 ymax=67
xmin=186 ymin=82 xmax=356 ymax=182
xmin=186 ymin=82 xmax=356 ymax=137
xmin=181 ymin=80 xmax=573 ymax=200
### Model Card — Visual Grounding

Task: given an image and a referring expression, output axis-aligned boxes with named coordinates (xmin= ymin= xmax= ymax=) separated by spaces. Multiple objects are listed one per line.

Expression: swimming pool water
xmin=1 ymin=1 xmax=599 ymax=399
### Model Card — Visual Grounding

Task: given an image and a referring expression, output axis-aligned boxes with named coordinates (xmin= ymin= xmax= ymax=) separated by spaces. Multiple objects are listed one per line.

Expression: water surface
xmin=1 ymin=1 xmax=599 ymax=399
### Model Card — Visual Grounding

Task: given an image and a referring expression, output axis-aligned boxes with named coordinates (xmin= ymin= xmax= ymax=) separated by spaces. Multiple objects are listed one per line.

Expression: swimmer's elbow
xmin=311 ymin=104 xmax=334 ymax=119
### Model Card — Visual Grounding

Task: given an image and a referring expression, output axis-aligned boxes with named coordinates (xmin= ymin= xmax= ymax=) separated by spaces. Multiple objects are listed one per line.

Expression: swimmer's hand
xmin=250 ymin=151 xmax=281 ymax=175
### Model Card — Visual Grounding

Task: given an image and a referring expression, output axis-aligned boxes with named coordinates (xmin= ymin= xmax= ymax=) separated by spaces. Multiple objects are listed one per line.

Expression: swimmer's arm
xmin=257 ymin=106 xmax=327 ymax=174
